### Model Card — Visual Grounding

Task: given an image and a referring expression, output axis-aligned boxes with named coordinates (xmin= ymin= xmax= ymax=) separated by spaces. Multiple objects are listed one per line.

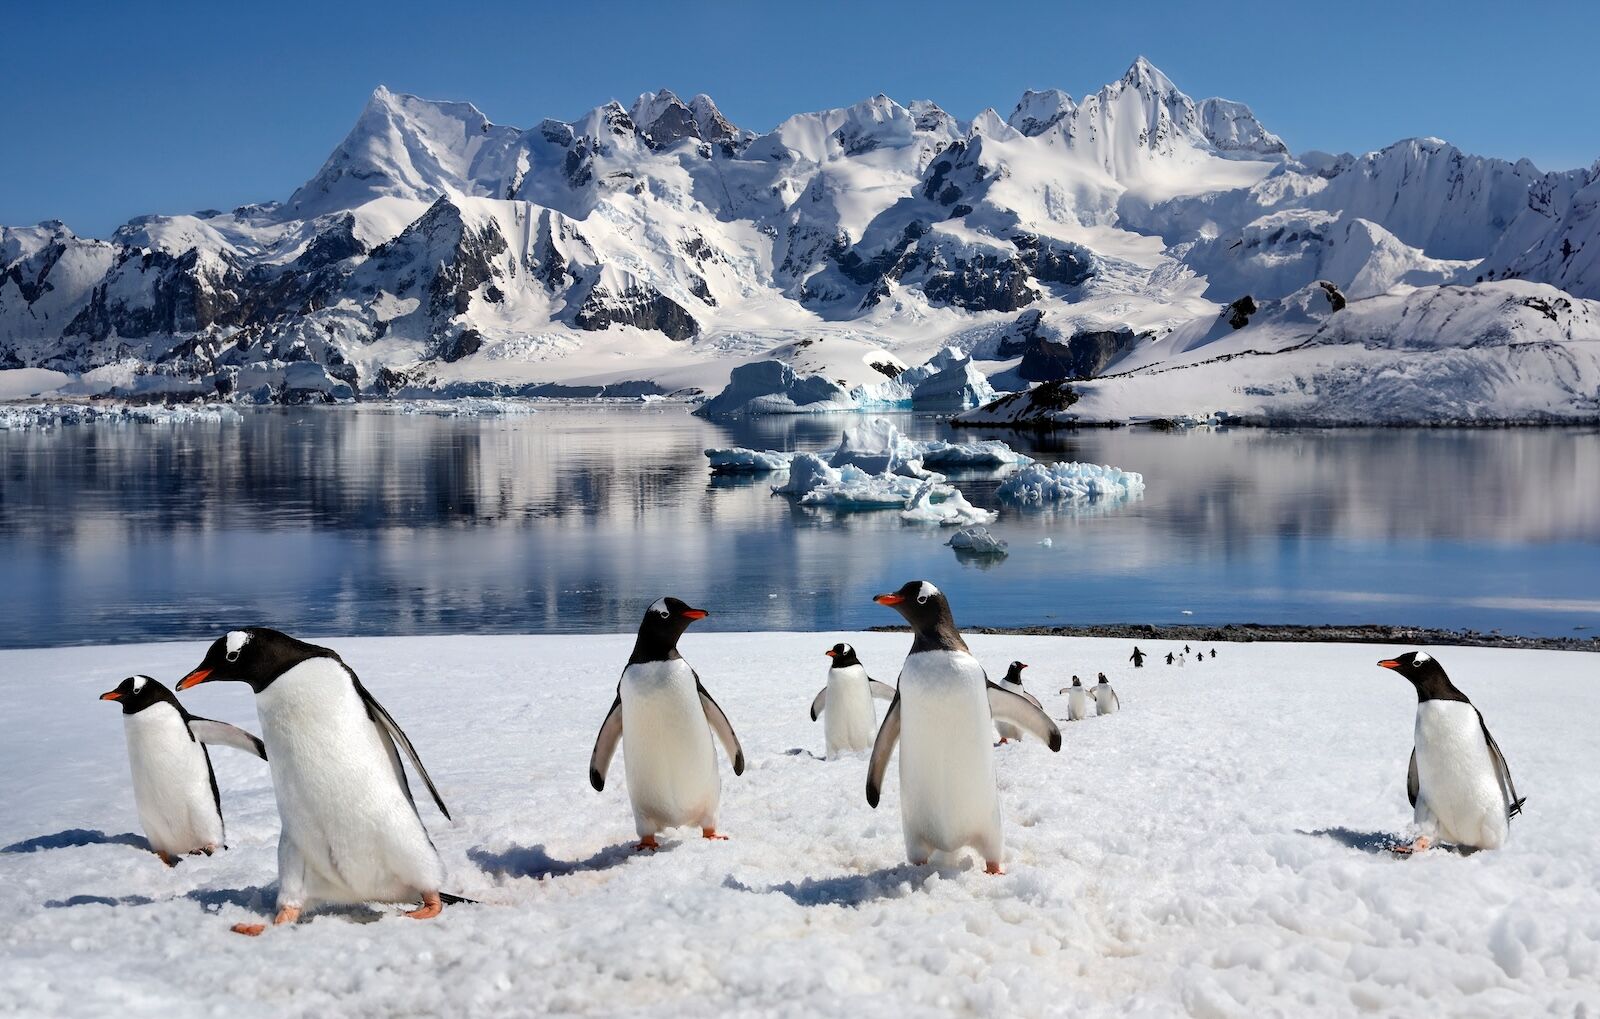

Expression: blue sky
xmin=5 ymin=0 xmax=1596 ymax=237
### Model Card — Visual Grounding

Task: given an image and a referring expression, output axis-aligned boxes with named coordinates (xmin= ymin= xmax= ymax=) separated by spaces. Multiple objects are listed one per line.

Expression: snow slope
xmin=3 ymin=633 xmax=1597 ymax=1016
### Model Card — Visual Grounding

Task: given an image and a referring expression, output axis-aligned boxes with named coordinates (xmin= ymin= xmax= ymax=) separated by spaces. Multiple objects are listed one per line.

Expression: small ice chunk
xmin=705 ymin=447 xmax=794 ymax=472
xmin=946 ymin=527 xmax=1009 ymax=554
xmin=1038 ymin=537 xmax=1053 ymax=547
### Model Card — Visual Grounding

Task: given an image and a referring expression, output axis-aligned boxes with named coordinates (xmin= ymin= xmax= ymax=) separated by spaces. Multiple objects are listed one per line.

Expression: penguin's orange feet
xmin=634 ymin=836 xmax=660 ymax=852
xmin=985 ymin=861 xmax=1005 ymax=875
xmin=1392 ymin=835 xmax=1432 ymax=856
xmin=232 ymin=905 xmax=298 ymax=936
xmin=156 ymin=851 xmax=179 ymax=867
xmin=231 ymin=923 xmax=266 ymax=937
xmin=701 ymin=828 xmax=728 ymax=841
xmin=995 ymin=738 xmax=1010 ymax=746
xmin=405 ymin=891 xmax=442 ymax=920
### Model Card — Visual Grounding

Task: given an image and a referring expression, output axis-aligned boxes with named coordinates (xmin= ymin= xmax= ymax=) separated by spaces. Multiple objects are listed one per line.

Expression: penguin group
xmin=95 ymin=582 xmax=1525 ymax=936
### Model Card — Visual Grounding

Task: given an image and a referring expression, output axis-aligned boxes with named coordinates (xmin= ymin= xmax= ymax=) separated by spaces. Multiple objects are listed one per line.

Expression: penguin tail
xmin=439 ymin=892 xmax=478 ymax=906
xmin=1508 ymin=797 xmax=1527 ymax=819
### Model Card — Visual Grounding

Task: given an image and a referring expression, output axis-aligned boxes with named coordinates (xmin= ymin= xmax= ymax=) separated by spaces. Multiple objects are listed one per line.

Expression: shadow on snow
xmin=3 ymin=829 xmax=149 ymax=854
xmin=467 ymin=839 xmax=660 ymax=880
xmin=724 ymin=863 xmax=939 ymax=907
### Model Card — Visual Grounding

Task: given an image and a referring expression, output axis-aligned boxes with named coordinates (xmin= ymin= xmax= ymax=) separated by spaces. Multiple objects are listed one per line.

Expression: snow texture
xmin=1 ymin=634 xmax=1596 ymax=1016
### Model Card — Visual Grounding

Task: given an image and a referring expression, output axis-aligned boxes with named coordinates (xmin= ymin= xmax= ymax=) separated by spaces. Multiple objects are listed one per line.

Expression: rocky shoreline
xmin=870 ymin=621 xmax=1600 ymax=653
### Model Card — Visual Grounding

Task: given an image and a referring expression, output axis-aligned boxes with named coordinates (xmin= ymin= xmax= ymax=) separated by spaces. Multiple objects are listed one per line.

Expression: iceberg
xmin=695 ymin=360 xmax=857 ymax=418
xmin=911 ymin=357 xmax=999 ymax=411
xmin=828 ymin=419 xmax=937 ymax=478
xmin=0 ymin=402 xmax=244 ymax=430
xmin=996 ymin=461 xmax=1146 ymax=505
xmin=945 ymin=526 xmax=1009 ymax=553
xmin=705 ymin=447 xmax=795 ymax=473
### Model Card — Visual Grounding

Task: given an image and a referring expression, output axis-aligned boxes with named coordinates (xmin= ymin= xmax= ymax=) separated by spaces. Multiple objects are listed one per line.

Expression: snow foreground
xmin=1 ymin=633 xmax=1595 ymax=1016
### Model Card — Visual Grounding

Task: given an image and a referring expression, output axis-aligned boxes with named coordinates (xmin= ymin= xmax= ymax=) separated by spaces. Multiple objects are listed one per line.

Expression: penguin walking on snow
xmin=809 ymin=642 xmax=895 ymax=758
xmin=178 ymin=629 xmax=454 ymax=935
xmin=1379 ymin=651 xmax=1524 ymax=853
xmin=1165 ymin=652 xmax=1174 ymax=666
xmin=100 ymin=675 xmax=266 ymax=866
xmin=994 ymin=661 xmax=1043 ymax=743
xmin=867 ymin=581 xmax=1060 ymax=873
xmin=590 ymin=598 xmax=744 ymax=850
xmin=1094 ymin=673 xmax=1121 ymax=716
xmin=1058 ymin=676 xmax=1090 ymax=722
xmin=1129 ymin=647 xmax=1146 ymax=668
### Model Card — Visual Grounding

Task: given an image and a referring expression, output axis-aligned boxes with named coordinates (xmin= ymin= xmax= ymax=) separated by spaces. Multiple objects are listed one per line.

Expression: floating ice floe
xmin=773 ymin=454 xmax=994 ymax=525
xmin=705 ymin=447 xmax=795 ymax=473
xmin=945 ymin=526 xmax=1009 ymax=554
xmin=828 ymin=419 xmax=940 ymax=478
xmin=996 ymin=461 xmax=1146 ymax=505
xmin=902 ymin=483 xmax=996 ymax=526
xmin=694 ymin=360 xmax=857 ymax=418
xmin=381 ymin=398 xmax=539 ymax=417
xmin=0 ymin=402 xmax=244 ymax=430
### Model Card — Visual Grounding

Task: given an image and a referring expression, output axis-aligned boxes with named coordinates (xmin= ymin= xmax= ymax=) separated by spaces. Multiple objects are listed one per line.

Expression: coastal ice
xmin=0 ymin=402 xmax=243 ymax=430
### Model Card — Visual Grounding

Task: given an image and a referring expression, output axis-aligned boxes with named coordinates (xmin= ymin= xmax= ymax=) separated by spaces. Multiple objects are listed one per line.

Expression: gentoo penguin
xmin=177 ymin=628 xmax=452 ymax=935
xmin=1129 ymin=647 xmax=1146 ymax=668
xmin=1058 ymin=676 xmax=1090 ymax=722
xmin=1093 ymin=673 xmax=1121 ymax=716
xmin=590 ymin=598 xmax=744 ymax=850
xmin=809 ymin=642 xmax=895 ymax=758
xmin=1379 ymin=651 xmax=1525 ymax=853
xmin=993 ymin=661 xmax=1043 ymax=743
xmin=866 ymin=581 xmax=1060 ymax=873
xmin=99 ymin=675 xmax=266 ymax=865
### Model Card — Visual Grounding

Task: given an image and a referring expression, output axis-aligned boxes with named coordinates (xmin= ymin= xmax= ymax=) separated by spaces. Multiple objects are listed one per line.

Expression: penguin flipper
xmin=1407 ymin=748 xmax=1419 ymax=808
xmin=187 ymin=718 xmax=268 ymax=760
xmin=868 ymin=679 xmax=896 ymax=701
xmin=809 ymin=687 xmax=827 ymax=722
xmin=590 ymin=694 xmax=623 ymax=791
xmin=352 ymin=676 xmax=452 ymax=821
xmin=865 ymin=694 xmax=901 ymax=808
xmin=986 ymin=682 xmax=1062 ymax=751
xmin=695 ymin=677 xmax=745 ymax=776
xmin=1476 ymin=711 xmax=1525 ymax=819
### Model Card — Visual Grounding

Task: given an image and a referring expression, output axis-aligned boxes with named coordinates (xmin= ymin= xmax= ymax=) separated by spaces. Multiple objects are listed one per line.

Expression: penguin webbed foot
xmin=984 ymin=861 xmax=1004 ymax=875
xmin=701 ymin=828 xmax=728 ymax=841
xmin=156 ymin=851 xmax=180 ymax=867
xmin=634 ymin=836 xmax=661 ymax=853
xmin=1390 ymin=835 xmax=1432 ymax=856
xmin=232 ymin=904 xmax=300 ymax=936
xmin=404 ymin=891 xmax=442 ymax=920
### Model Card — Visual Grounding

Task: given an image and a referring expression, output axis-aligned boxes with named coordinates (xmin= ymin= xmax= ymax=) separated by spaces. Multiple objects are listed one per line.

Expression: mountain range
xmin=3 ymin=58 xmax=1598 ymax=421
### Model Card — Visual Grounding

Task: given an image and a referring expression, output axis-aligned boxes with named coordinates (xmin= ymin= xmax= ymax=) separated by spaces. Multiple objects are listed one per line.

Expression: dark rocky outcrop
xmin=1018 ymin=326 xmax=1137 ymax=381
xmin=573 ymin=281 xmax=698 ymax=340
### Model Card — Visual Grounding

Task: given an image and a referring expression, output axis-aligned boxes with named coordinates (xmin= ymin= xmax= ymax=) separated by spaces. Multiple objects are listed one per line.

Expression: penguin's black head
xmin=1071 ymin=676 xmax=1082 ymax=686
xmin=178 ymin=627 xmax=336 ymax=694
xmin=629 ymin=597 xmax=708 ymax=664
xmin=826 ymin=642 xmax=861 ymax=668
xmin=1004 ymin=661 xmax=1028 ymax=683
xmin=1378 ymin=650 xmax=1466 ymax=702
xmin=1097 ymin=672 xmax=1108 ymax=683
xmin=873 ymin=580 xmax=967 ymax=653
xmin=99 ymin=675 xmax=180 ymax=715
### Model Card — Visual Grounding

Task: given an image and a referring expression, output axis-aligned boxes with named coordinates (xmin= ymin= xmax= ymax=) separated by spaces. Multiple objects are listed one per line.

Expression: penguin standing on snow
xmin=809 ymin=642 xmax=895 ymax=758
xmin=1379 ymin=651 xmax=1524 ymax=853
xmin=590 ymin=598 xmax=744 ymax=850
xmin=994 ymin=661 xmax=1043 ymax=744
xmin=867 ymin=581 xmax=1060 ymax=873
xmin=1058 ymin=676 xmax=1090 ymax=722
xmin=178 ymin=629 xmax=453 ymax=935
xmin=1129 ymin=647 xmax=1146 ymax=669
xmin=1165 ymin=652 xmax=1174 ymax=666
xmin=99 ymin=675 xmax=266 ymax=866
xmin=1094 ymin=673 xmax=1121 ymax=716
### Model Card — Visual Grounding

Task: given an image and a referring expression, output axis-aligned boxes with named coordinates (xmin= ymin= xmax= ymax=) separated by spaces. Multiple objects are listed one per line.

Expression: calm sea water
xmin=2 ymin=405 xmax=1597 ymax=649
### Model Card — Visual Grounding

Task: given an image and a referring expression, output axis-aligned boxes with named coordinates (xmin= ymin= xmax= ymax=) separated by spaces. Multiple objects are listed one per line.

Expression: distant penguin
xmin=1129 ymin=647 xmax=1146 ymax=668
xmin=1210 ymin=649 xmax=1216 ymax=659
xmin=1094 ymin=673 xmax=1121 ymax=716
xmin=1379 ymin=651 xmax=1524 ymax=853
xmin=1059 ymin=675 xmax=1090 ymax=722
xmin=1184 ymin=644 xmax=1191 ymax=654
xmin=1165 ymin=652 xmax=1175 ymax=666
xmin=1178 ymin=653 xmax=1186 ymax=668
xmin=590 ymin=598 xmax=744 ymax=850
xmin=809 ymin=642 xmax=895 ymax=758
xmin=867 ymin=581 xmax=1060 ymax=873
xmin=178 ymin=629 xmax=453 ymax=935
xmin=100 ymin=675 xmax=266 ymax=866
xmin=993 ymin=661 xmax=1043 ymax=743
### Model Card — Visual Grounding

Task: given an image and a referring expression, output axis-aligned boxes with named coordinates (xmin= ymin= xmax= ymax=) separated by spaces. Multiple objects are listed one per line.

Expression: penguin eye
xmin=916 ymin=593 xmax=929 ymax=604
xmin=655 ymin=607 xmax=670 ymax=619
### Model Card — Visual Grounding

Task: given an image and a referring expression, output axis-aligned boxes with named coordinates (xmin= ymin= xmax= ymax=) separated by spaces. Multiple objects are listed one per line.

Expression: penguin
xmin=1210 ymin=649 xmax=1216 ymax=659
xmin=993 ymin=661 xmax=1042 ymax=743
xmin=1379 ymin=651 xmax=1524 ymax=853
xmin=866 ymin=581 xmax=1060 ymax=873
xmin=177 ymin=628 xmax=453 ymax=935
xmin=1058 ymin=676 xmax=1090 ymax=722
xmin=1129 ymin=647 xmax=1146 ymax=669
xmin=99 ymin=675 xmax=266 ymax=866
xmin=1093 ymin=673 xmax=1121 ymax=716
xmin=1165 ymin=652 xmax=1174 ymax=666
xmin=590 ymin=598 xmax=744 ymax=850
xmin=809 ymin=642 xmax=895 ymax=758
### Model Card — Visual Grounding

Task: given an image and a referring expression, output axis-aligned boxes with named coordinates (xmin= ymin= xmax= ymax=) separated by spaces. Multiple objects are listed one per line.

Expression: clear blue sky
xmin=5 ymin=0 xmax=1596 ymax=238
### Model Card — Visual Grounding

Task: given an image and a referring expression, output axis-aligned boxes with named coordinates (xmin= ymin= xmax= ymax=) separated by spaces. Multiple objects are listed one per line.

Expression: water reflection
xmin=1 ymin=407 xmax=1597 ymax=648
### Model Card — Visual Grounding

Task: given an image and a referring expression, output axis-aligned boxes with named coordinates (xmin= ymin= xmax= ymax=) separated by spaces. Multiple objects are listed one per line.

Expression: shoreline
xmin=872 ymin=621 xmax=1600 ymax=653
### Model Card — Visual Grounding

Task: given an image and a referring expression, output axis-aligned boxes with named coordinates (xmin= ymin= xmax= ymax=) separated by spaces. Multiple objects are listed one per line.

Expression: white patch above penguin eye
xmin=915 ymin=581 xmax=939 ymax=604
xmin=1413 ymin=651 xmax=1432 ymax=665
xmin=648 ymin=598 xmax=670 ymax=619
xmin=130 ymin=676 xmax=147 ymax=694
xmin=225 ymin=630 xmax=250 ymax=663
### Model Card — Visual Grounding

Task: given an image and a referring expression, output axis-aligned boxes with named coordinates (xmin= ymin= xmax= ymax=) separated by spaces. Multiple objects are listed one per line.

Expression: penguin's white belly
xmin=1414 ymin=701 xmax=1509 ymax=849
xmin=124 ymin=705 xmax=221 ymax=855
xmin=621 ymin=660 xmax=720 ymax=834
xmin=1096 ymin=687 xmax=1118 ymax=715
xmin=994 ymin=682 xmax=1025 ymax=740
xmin=257 ymin=661 xmax=443 ymax=904
xmin=897 ymin=651 xmax=1001 ymax=861
xmin=1066 ymin=689 xmax=1089 ymax=721
xmin=824 ymin=667 xmax=877 ymax=756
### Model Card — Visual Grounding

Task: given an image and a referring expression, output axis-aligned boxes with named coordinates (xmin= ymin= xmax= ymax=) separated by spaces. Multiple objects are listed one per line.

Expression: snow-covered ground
xmin=2 ymin=633 xmax=1596 ymax=1017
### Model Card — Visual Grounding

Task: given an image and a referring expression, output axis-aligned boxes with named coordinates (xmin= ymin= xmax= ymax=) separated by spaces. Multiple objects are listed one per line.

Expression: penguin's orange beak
xmin=1019 ymin=663 xmax=1029 ymax=670
xmin=825 ymin=649 xmax=837 ymax=657
xmin=1377 ymin=659 xmax=1401 ymax=670
xmin=679 ymin=609 xmax=708 ymax=621
xmin=873 ymin=593 xmax=904 ymax=606
xmin=177 ymin=668 xmax=212 ymax=690
xmin=99 ymin=690 xmax=121 ymax=701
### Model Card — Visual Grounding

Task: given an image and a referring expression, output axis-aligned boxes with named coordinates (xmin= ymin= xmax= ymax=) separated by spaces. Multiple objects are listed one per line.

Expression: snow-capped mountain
xmin=2 ymin=58 xmax=1597 ymax=420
